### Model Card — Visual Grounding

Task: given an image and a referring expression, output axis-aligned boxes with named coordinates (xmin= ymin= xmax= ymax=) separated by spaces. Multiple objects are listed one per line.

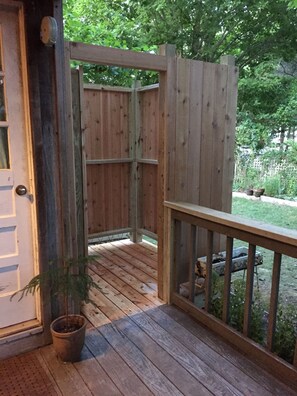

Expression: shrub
xmin=211 ymin=276 xmax=297 ymax=363
xmin=273 ymin=303 xmax=297 ymax=364
xmin=263 ymin=175 xmax=281 ymax=197
xmin=211 ymin=276 xmax=265 ymax=344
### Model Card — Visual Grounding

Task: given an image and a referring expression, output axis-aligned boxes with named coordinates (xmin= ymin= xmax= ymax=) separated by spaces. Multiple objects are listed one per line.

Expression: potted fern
xmin=11 ymin=256 xmax=99 ymax=362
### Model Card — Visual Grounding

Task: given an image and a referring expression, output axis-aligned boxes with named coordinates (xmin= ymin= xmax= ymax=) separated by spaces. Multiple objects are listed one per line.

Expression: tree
xmin=64 ymin=0 xmax=297 ymax=76
xmin=237 ymin=61 xmax=297 ymax=152
xmin=129 ymin=0 xmax=297 ymax=69
xmin=63 ymin=0 xmax=297 ymax=151
xmin=63 ymin=0 xmax=157 ymax=86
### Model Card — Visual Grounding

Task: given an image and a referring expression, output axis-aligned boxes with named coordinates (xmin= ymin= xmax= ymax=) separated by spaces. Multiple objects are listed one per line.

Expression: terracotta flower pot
xmin=50 ymin=314 xmax=86 ymax=362
xmin=254 ymin=188 xmax=265 ymax=197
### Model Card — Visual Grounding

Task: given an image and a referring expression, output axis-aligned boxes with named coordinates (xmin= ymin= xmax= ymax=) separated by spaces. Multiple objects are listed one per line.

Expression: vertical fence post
xmin=130 ymin=80 xmax=142 ymax=243
xmin=158 ymin=44 xmax=176 ymax=300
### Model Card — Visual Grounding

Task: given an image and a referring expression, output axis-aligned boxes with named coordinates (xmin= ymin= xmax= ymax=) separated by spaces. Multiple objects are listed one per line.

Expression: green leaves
xmin=10 ymin=256 xmax=101 ymax=312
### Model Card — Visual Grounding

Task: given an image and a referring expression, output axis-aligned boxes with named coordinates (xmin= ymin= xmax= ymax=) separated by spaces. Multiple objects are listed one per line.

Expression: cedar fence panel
xmin=81 ymin=57 xmax=237 ymax=250
xmin=163 ymin=57 xmax=238 ymax=281
xmin=84 ymin=86 xmax=131 ymax=237
xmin=84 ymin=84 xmax=159 ymax=238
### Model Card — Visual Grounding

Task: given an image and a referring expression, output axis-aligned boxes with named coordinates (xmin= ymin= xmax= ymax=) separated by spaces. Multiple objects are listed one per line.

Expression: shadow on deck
xmin=0 ymin=240 xmax=296 ymax=395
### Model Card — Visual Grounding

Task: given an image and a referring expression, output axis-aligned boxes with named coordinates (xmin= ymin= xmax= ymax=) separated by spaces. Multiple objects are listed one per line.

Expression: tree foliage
xmin=237 ymin=61 xmax=297 ymax=151
xmin=63 ymin=0 xmax=157 ymax=85
xmin=64 ymin=0 xmax=297 ymax=74
xmin=63 ymin=0 xmax=297 ymax=150
xmin=128 ymin=0 xmax=297 ymax=69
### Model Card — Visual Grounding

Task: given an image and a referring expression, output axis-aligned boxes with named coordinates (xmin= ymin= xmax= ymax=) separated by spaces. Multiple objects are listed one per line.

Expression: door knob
xmin=15 ymin=185 xmax=27 ymax=196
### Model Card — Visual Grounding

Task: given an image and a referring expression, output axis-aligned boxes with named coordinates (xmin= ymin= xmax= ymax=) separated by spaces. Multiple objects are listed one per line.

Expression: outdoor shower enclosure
xmin=67 ymin=42 xmax=238 ymax=300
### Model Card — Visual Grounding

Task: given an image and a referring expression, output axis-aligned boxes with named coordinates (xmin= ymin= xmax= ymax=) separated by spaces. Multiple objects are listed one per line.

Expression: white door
xmin=0 ymin=4 xmax=37 ymax=330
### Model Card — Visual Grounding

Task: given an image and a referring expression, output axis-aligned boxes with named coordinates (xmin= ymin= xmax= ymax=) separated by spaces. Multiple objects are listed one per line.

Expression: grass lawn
xmin=231 ymin=197 xmax=297 ymax=305
xmin=232 ymin=197 xmax=297 ymax=230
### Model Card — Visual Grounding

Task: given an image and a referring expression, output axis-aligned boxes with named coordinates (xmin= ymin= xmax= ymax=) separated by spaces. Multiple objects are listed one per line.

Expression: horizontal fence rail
xmin=164 ymin=201 xmax=297 ymax=387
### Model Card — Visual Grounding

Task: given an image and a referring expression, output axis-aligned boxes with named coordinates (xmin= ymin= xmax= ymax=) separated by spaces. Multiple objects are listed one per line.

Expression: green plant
xmin=11 ymin=256 xmax=99 ymax=330
xmin=263 ymin=175 xmax=281 ymax=197
xmin=211 ymin=277 xmax=265 ymax=344
xmin=273 ymin=303 xmax=297 ymax=363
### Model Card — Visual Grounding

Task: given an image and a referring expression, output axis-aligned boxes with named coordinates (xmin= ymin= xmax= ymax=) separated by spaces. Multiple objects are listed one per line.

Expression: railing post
xmin=189 ymin=225 xmax=197 ymax=302
xmin=222 ymin=237 xmax=233 ymax=323
xmin=163 ymin=206 xmax=174 ymax=303
xmin=173 ymin=218 xmax=182 ymax=295
xmin=243 ymin=244 xmax=256 ymax=337
xmin=205 ymin=230 xmax=214 ymax=312
xmin=267 ymin=252 xmax=282 ymax=351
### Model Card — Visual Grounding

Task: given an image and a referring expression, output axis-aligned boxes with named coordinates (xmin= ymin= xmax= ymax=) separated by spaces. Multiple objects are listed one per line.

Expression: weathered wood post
xmin=158 ymin=44 xmax=176 ymax=301
xmin=130 ymin=80 xmax=142 ymax=243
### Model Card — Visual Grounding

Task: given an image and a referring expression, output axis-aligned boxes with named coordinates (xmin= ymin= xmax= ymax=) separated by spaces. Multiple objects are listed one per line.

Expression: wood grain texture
xmin=267 ymin=252 xmax=282 ymax=350
xmin=139 ymin=88 xmax=159 ymax=160
xmin=3 ymin=241 xmax=295 ymax=395
xmin=161 ymin=305 xmax=296 ymax=396
xmin=146 ymin=308 xmax=275 ymax=396
xmin=84 ymin=88 xmax=130 ymax=161
xmin=85 ymin=327 xmax=153 ymax=396
xmin=87 ymin=163 xmax=130 ymax=234
xmin=165 ymin=201 xmax=297 ymax=254
xmin=70 ymin=41 xmax=167 ymax=71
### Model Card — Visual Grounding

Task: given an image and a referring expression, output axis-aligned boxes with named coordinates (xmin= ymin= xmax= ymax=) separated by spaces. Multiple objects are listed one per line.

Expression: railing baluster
xmin=243 ymin=244 xmax=256 ymax=337
xmin=189 ymin=225 xmax=197 ymax=302
xmin=267 ymin=252 xmax=282 ymax=351
xmin=205 ymin=230 xmax=213 ymax=312
xmin=222 ymin=237 xmax=233 ymax=323
xmin=173 ymin=219 xmax=182 ymax=293
xmin=165 ymin=202 xmax=297 ymax=382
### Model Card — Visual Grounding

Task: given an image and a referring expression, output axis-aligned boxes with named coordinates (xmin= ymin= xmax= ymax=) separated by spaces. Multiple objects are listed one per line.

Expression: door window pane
xmin=0 ymin=127 xmax=9 ymax=169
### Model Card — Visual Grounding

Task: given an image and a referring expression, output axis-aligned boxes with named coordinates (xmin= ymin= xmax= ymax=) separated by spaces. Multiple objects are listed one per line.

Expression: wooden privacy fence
xmin=82 ymin=55 xmax=238 ymax=245
xmin=66 ymin=42 xmax=238 ymax=299
xmin=83 ymin=83 xmax=159 ymax=241
xmin=164 ymin=201 xmax=297 ymax=388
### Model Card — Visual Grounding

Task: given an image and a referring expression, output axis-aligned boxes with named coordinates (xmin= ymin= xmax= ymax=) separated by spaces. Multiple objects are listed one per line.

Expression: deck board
xmin=2 ymin=240 xmax=296 ymax=396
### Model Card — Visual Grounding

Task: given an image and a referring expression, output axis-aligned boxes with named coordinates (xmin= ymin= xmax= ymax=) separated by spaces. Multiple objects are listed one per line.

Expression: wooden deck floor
xmin=1 ymin=240 xmax=296 ymax=395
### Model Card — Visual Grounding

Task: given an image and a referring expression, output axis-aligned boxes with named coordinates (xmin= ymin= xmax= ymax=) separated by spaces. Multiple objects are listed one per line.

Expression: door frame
xmin=0 ymin=0 xmax=40 ymax=336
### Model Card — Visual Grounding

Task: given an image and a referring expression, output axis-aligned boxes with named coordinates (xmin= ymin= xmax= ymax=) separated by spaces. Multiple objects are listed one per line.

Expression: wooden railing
xmin=164 ymin=201 xmax=297 ymax=386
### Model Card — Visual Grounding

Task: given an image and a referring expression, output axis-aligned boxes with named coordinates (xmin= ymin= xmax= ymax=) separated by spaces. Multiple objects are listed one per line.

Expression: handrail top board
xmin=165 ymin=201 xmax=297 ymax=247
xmin=69 ymin=41 xmax=167 ymax=71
